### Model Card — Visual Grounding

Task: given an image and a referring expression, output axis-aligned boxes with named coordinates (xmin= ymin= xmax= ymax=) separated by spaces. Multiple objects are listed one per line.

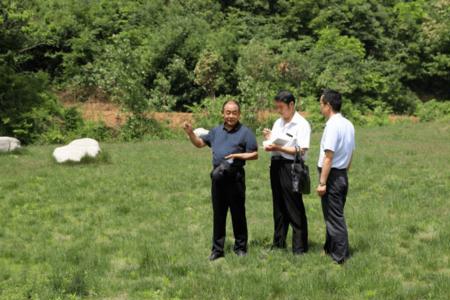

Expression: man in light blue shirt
xmin=317 ymin=89 xmax=355 ymax=264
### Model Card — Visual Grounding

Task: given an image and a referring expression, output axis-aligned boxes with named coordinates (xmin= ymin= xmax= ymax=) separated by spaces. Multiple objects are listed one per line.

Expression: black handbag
xmin=211 ymin=160 xmax=240 ymax=181
xmin=291 ymin=146 xmax=311 ymax=194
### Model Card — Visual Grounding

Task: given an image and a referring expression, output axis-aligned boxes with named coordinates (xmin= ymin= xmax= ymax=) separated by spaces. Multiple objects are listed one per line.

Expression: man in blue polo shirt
xmin=183 ymin=100 xmax=258 ymax=261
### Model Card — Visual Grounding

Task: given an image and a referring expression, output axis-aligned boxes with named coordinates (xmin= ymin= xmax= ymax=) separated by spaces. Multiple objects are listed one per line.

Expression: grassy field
xmin=0 ymin=121 xmax=449 ymax=299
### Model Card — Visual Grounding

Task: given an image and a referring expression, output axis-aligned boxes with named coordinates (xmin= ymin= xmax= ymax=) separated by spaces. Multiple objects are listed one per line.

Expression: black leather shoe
xmin=336 ymin=256 xmax=350 ymax=265
xmin=208 ymin=252 xmax=224 ymax=261
xmin=235 ymin=250 xmax=247 ymax=257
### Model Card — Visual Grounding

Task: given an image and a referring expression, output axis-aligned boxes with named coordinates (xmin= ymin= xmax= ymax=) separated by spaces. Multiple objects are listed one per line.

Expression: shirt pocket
xmin=286 ymin=130 xmax=297 ymax=145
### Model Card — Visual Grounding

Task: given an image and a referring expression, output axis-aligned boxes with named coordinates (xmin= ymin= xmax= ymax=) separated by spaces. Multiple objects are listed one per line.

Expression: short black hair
xmin=320 ymin=89 xmax=342 ymax=112
xmin=274 ymin=90 xmax=295 ymax=105
xmin=222 ymin=99 xmax=240 ymax=113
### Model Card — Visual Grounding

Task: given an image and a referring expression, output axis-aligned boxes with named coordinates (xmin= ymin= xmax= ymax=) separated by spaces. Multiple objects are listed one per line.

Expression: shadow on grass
xmin=54 ymin=151 xmax=112 ymax=166
xmin=0 ymin=148 xmax=29 ymax=156
xmin=248 ymin=238 xmax=325 ymax=255
xmin=224 ymin=237 xmax=323 ymax=254
xmin=348 ymin=239 xmax=369 ymax=257
xmin=248 ymin=237 xmax=272 ymax=249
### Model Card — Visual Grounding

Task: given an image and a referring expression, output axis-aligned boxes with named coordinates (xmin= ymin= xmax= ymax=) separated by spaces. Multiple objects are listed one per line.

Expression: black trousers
xmin=210 ymin=167 xmax=247 ymax=254
xmin=319 ymin=168 xmax=350 ymax=263
xmin=270 ymin=160 xmax=308 ymax=253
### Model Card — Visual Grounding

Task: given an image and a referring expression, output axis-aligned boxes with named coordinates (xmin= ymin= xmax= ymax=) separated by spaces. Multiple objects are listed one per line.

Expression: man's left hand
xmin=316 ymin=184 xmax=326 ymax=197
xmin=225 ymin=153 xmax=241 ymax=160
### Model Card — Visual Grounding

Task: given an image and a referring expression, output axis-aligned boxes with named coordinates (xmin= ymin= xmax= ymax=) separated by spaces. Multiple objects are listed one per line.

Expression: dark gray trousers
xmin=210 ymin=167 xmax=247 ymax=255
xmin=271 ymin=160 xmax=308 ymax=253
xmin=319 ymin=168 xmax=350 ymax=263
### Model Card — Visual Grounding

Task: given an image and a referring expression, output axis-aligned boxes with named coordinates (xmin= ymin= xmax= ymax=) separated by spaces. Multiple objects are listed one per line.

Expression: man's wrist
xmin=319 ymin=181 xmax=326 ymax=187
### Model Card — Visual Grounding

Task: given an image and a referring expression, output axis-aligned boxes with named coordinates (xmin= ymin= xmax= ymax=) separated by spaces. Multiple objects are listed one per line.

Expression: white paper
xmin=263 ymin=135 xmax=290 ymax=148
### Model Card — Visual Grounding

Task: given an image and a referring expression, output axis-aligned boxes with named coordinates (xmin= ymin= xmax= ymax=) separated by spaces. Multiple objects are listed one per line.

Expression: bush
xmin=68 ymin=120 xmax=115 ymax=142
xmin=362 ymin=106 xmax=391 ymax=127
xmin=0 ymin=65 xmax=54 ymax=143
xmin=300 ymin=96 xmax=324 ymax=131
xmin=302 ymin=95 xmax=392 ymax=129
xmin=415 ymin=100 xmax=450 ymax=122
xmin=120 ymin=115 xmax=174 ymax=141
xmin=188 ymin=96 xmax=275 ymax=132
xmin=188 ymin=97 xmax=226 ymax=130
xmin=26 ymin=101 xmax=114 ymax=144
xmin=0 ymin=62 xmax=113 ymax=145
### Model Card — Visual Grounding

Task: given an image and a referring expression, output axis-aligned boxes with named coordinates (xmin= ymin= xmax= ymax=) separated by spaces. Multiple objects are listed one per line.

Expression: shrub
xmin=188 ymin=97 xmax=225 ymax=130
xmin=363 ymin=106 xmax=391 ymax=127
xmin=0 ymin=65 xmax=55 ymax=143
xmin=300 ymin=96 xmax=324 ymax=131
xmin=194 ymin=50 xmax=224 ymax=99
xmin=120 ymin=115 xmax=173 ymax=141
xmin=415 ymin=100 xmax=450 ymax=122
xmin=188 ymin=96 xmax=274 ymax=132
xmin=31 ymin=103 xmax=114 ymax=144
xmin=69 ymin=120 xmax=115 ymax=142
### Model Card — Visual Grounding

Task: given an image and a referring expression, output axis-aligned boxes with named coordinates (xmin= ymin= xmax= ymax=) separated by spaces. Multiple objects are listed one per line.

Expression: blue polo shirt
xmin=201 ymin=123 xmax=258 ymax=167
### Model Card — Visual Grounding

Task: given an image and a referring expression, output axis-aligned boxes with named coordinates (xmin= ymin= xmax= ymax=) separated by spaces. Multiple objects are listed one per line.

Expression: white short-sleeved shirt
xmin=318 ymin=113 xmax=355 ymax=169
xmin=270 ymin=112 xmax=311 ymax=160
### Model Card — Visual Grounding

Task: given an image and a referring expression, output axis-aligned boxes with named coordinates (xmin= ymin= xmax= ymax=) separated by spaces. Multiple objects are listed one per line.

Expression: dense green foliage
xmin=1 ymin=0 xmax=449 ymax=141
xmin=1 ymin=122 xmax=449 ymax=299
xmin=0 ymin=1 xmax=113 ymax=143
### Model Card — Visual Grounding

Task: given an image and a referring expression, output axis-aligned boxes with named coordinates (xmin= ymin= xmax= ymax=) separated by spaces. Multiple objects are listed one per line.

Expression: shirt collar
xmin=222 ymin=122 xmax=242 ymax=133
xmin=326 ymin=113 xmax=342 ymax=124
xmin=283 ymin=112 xmax=302 ymax=126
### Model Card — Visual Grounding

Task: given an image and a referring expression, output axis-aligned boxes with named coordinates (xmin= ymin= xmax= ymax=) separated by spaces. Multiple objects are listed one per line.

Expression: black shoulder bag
xmin=291 ymin=146 xmax=311 ymax=194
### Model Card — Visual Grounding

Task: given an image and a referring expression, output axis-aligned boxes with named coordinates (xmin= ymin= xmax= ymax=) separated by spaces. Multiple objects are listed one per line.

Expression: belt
xmin=271 ymin=156 xmax=294 ymax=162
xmin=213 ymin=164 xmax=244 ymax=170
xmin=317 ymin=167 xmax=347 ymax=172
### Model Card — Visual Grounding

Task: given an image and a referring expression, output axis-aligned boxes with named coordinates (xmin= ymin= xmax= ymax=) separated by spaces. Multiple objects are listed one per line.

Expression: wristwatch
xmin=319 ymin=182 xmax=326 ymax=187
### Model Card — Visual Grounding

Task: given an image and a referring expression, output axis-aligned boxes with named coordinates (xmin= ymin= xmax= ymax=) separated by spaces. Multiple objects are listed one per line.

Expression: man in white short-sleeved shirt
xmin=269 ymin=111 xmax=311 ymax=160
xmin=263 ymin=91 xmax=311 ymax=254
xmin=316 ymin=89 xmax=355 ymax=264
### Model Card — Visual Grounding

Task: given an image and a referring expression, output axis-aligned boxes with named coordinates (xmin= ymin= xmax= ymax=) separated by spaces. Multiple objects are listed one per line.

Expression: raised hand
xmin=262 ymin=128 xmax=272 ymax=140
xmin=182 ymin=122 xmax=194 ymax=135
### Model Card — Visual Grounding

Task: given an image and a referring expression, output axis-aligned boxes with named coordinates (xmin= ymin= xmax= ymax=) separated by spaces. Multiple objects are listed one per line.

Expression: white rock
xmin=0 ymin=137 xmax=21 ymax=152
xmin=53 ymin=138 xmax=101 ymax=163
xmin=193 ymin=128 xmax=209 ymax=138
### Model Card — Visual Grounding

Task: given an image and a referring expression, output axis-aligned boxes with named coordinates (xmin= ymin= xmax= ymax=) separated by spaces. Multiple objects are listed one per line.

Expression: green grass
xmin=1 ymin=121 xmax=449 ymax=299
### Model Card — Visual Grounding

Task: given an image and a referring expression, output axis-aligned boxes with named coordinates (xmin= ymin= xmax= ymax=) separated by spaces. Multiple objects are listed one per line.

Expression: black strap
xmin=293 ymin=146 xmax=305 ymax=168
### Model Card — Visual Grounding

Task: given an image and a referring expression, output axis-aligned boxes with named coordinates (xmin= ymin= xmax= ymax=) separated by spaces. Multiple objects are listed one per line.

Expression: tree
xmin=194 ymin=50 xmax=224 ymax=100
xmin=149 ymin=73 xmax=176 ymax=112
